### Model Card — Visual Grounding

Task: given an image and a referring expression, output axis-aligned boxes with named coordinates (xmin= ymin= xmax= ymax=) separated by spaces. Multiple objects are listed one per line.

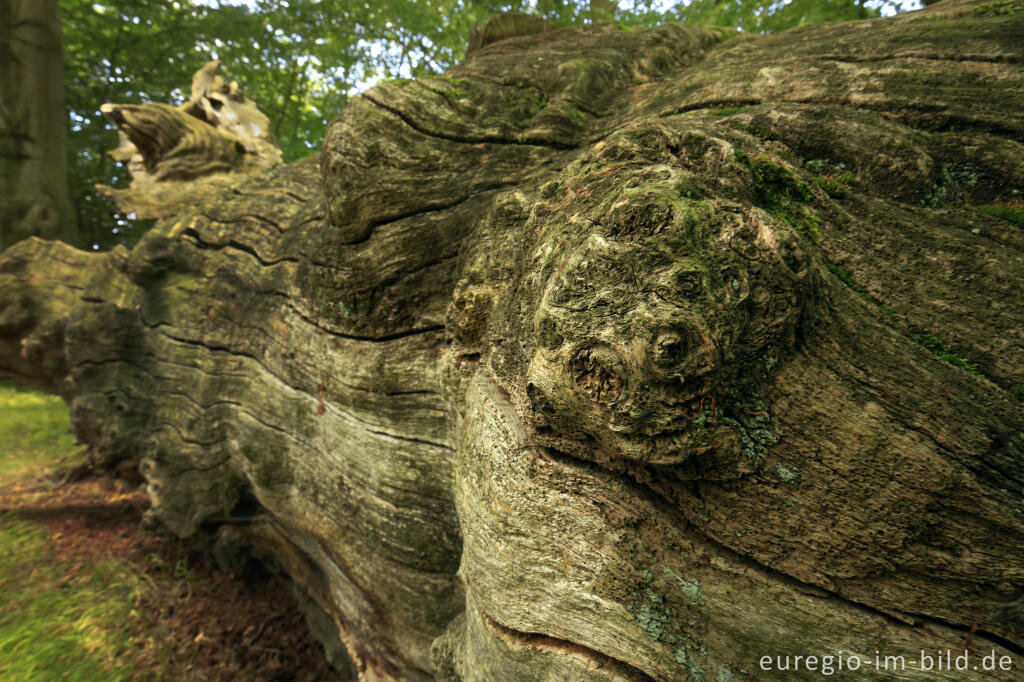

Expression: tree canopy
xmin=60 ymin=0 xmax=914 ymax=249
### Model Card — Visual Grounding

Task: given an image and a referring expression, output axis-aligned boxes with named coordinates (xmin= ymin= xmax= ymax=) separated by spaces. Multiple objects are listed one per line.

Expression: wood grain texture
xmin=1 ymin=1 xmax=1022 ymax=679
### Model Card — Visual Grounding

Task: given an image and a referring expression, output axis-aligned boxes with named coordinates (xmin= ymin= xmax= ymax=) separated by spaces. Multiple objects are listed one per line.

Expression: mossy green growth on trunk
xmin=734 ymin=150 xmax=821 ymax=240
xmin=979 ymin=202 xmax=1024 ymax=227
xmin=911 ymin=332 xmax=983 ymax=377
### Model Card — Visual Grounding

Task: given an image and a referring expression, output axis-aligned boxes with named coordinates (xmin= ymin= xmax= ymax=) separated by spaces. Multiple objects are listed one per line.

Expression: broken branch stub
xmin=98 ymin=60 xmax=282 ymax=220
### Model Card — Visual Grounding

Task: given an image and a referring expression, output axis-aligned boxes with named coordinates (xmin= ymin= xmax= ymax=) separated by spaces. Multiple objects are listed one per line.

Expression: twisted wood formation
xmin=2 ymin=1 xmax=1023 ymax=679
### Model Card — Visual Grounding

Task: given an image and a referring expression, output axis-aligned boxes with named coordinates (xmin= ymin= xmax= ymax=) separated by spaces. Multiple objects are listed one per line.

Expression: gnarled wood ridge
xmin=2 ymin=1 xmax=1023 ymax=679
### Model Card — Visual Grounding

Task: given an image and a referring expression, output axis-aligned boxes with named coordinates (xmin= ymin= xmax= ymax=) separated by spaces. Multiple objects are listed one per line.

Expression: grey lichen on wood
xmin=2 ymin=1 xmax=1024 ymax=679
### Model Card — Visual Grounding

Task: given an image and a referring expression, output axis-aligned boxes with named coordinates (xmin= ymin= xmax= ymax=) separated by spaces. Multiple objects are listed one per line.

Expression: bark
xmin=2 ymin=0 xmax=1024 ymax=679
xmin=0 ymin=0 xmax=79 ymax=249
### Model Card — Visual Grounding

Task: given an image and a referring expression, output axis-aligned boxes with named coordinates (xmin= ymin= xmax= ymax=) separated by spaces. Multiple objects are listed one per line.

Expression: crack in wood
xmin=480 ymin=609 xmax=656 ymax=681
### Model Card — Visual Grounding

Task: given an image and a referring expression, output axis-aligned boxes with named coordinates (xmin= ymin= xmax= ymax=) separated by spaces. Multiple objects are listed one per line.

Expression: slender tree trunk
xmin=0 ymin=0 xmax=79 ymax=250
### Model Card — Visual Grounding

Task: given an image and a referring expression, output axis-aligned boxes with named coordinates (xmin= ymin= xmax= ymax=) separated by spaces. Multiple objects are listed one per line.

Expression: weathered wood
xmin=2 ymin=1 xmax=1023 ymax=679
xmin=99 ymin=60 xmax=282 ymax=220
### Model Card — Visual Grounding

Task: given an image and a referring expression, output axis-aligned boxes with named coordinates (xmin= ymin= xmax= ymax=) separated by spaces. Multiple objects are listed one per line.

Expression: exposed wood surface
xmin=1 ymin=1 xmax=1023 ymax=679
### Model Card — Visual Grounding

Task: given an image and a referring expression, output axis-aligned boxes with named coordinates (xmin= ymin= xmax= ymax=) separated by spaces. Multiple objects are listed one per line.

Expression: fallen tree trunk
xmin=2 ymin=1 xmax=1023 ymax=679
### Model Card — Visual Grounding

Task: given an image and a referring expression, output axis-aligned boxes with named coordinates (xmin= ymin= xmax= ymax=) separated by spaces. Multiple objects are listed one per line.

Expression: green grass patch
xmin=911 ymin=333 xmax=983 ymax=377
xmin=979 ymin=203 xmax=1024 ymax=227
xmin=0 ymin=381 xmax=83 ymax=480
xmin=0 ymin=514 xmax=159 ymax=681
xmin=1010 ymin=384 xmax=1024 ymax=401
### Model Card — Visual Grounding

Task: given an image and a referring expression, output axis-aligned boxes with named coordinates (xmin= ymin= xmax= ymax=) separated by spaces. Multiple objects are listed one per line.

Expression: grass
xmin=0 ymin=382 xmax=164 ymax=681
xmin=0 ymin=382 xmax=329 ymax=680
xmin=0 ymin=515 xmax=159 ymax=682
xmin=0 ymin=381 xmax=83 ymax=480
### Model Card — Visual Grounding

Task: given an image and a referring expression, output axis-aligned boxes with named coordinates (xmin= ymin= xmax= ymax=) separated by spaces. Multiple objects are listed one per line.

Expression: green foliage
xmin=735 ymin=150 xmax=821 ymax=240
xmin=911 ymin=332 xmax=983 ymax=377
xmin=0 ymin=381 xmax=82 ymax=479
xmin=62 ymin=0 xmax=269 ymax=249
xmin=1010 ymin=384 xmax=1024 ymax=401
xmin=979 ymin=202 xmax=1024 ymax=227
xmin=60 ymin=0 xmax=525 ymax=249
xmin=0 ymin=515 xmax=153 ymax=681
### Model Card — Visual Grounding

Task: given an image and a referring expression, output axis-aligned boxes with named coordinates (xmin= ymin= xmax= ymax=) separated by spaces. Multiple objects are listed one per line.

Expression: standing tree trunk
xmin=0 ymin=0 xmax=78 ymax=250
xmin=1 ymin=1 xmax=1023 ymax=679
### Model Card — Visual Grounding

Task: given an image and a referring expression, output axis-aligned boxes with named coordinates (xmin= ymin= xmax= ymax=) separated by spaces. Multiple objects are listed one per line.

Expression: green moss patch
xmin=502 ymin=86 xmax=548 ymax=128
xmin=966 ymin=0 xmax=1023 ymax=16
xmin=815 ymin=173 xmax=858 ymax=198
xmin=824 ymin=263 xmax=894 ymax=314
xmin=979 ymin=203 xmax=1024 ymax=227
xmin=922 ymin=163 xmax=980 ymax=208
xmin=740 ymin=123 xmax=774 ymax=140
xmin=735 ymin=150 xmax=821 ymax=240
xmin=911 ymin=333 xmax=983 ymax=377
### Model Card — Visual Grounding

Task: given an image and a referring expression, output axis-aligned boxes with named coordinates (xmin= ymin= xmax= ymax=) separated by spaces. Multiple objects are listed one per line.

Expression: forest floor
xmin=0 ymin=381 xmax=338 ymax=681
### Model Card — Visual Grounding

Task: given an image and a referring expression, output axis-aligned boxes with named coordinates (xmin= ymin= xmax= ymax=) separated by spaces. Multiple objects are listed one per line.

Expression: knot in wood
xmin=571 ymin=346 xmax=624 ymax=404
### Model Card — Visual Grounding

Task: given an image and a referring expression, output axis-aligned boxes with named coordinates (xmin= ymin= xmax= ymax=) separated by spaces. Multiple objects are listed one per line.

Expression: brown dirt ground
xmin=0 ymin=467 xmax=339 ymax=681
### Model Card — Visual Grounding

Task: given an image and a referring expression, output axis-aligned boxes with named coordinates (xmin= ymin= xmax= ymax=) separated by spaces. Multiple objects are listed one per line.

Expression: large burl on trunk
xmin=2 ymin=1 xmax=1024 ymax=679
